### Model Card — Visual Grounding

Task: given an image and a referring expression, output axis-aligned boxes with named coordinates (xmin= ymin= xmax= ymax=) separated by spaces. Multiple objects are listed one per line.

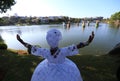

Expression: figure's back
xmin=31 ymin=45 xmax=83 ymax=81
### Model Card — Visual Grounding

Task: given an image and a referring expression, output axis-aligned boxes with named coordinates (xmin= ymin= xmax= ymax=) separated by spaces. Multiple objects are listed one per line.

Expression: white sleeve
xmin=62 ymin=44 xmax=79 ymax=56
xmin=31 ymin=46 xmax=49 ymax=58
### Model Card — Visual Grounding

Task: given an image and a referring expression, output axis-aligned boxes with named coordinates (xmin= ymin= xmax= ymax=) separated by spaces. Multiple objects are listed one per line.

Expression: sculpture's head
xmin=46 ymin=29 xmax=62 ymax=48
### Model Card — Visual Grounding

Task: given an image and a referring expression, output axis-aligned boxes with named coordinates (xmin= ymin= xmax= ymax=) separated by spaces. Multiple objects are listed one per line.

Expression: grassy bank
xmin=0 ymin=49 xmax=119 ymax=81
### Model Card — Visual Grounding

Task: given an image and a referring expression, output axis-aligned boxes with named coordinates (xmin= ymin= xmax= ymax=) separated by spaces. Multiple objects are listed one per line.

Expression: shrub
xmin=0 ymin=43 xmax=7 ymax=50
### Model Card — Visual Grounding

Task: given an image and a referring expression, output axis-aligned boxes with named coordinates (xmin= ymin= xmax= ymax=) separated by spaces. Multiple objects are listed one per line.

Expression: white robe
xmin=30 ymin=45 xmax=83 ymax=81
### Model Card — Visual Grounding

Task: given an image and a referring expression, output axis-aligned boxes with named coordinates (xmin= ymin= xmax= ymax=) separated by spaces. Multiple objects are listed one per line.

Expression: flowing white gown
xmin=30 ymin=45 xmax=83 ymax=81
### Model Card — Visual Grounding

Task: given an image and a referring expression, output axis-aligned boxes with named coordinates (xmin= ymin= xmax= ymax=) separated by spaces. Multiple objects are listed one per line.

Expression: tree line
xmin=0 ymin=16 xmax=103 ymax=26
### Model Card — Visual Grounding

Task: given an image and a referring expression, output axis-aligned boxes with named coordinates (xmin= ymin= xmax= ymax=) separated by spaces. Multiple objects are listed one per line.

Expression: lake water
xmin=0 ymin=23 xmax=120 ymax=55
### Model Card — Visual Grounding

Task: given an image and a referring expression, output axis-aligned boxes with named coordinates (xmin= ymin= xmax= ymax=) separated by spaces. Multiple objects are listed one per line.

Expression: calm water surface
xmin=0 ymin=23 xmax=120 ymax=55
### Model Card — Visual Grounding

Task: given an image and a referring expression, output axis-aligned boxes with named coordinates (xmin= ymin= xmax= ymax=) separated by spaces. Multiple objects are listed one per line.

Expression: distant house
xmin=93 ymin=17 xmax=103 ymax=21
xmin=40 ymin=17 xmax=49 ymax=23
xmin=49 ymin=16 xmax=55 ymax=20
xmin=39 ymin=16 xmax=64 ymax=23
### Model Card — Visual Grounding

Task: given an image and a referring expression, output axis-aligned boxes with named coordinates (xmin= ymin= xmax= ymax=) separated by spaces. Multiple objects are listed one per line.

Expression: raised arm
xmin=77 ymin=31 xmax=94 ymax=49
xmin=16 ymin=34 xmax=32 ymax=53
xmin=16 ymin=34 xmax=48 ymax=57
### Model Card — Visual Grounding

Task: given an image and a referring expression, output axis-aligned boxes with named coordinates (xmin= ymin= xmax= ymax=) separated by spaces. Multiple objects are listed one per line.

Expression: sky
xmin=0 ymin=0 xmax=120 ymax=18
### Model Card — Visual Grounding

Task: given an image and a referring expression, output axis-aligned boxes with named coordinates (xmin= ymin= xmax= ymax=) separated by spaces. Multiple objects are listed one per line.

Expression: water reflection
xmin=0 ymin=23 xmax=120 ymax=55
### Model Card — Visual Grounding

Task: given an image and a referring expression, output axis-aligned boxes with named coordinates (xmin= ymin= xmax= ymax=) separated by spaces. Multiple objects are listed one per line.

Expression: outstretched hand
xmin=16 ymin=34 xmax=22 ymax=42
xmin=16 ymin=34 xmax=20 ymax=40
xmin=88 ymin=31 xmax=94 ymax=44
xmin=77 ymin=31 xmax=95 ymax=49
xmin=16 ymin=34 xmax=26 ymax=45
xmin=16 ymin=34 xmax=32 ymax=53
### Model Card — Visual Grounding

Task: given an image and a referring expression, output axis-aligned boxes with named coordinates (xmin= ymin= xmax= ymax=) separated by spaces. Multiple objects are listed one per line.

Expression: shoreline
xmin=8 ymin=48 xmax=28 ymax=55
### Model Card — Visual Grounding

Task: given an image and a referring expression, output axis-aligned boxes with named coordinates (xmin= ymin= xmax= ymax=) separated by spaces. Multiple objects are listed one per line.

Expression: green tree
xmin=110 ymin=11 xmax=120 ymax=27
xmin=0 ymin=0 xmax=16 ymax=13
xmin=110 ymin=11 xmax=120 ymax=20
xmin=0 ymin=35 xmax=7 ymax=49
xmin=0 ymin=35 xmax=4 ymax=43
